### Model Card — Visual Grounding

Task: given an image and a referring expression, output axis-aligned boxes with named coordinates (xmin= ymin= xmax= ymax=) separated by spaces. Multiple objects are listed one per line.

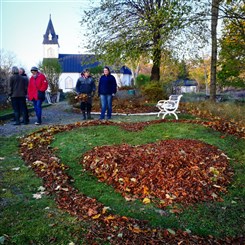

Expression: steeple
xmin=43 ymin=14 xmax=59 ymax=45
xmin=43 ymin=14 xmax=59 ymax=59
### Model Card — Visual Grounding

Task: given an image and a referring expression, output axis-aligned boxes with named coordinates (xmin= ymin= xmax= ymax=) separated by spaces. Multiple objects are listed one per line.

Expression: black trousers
xmin=80 ymin=101 xmax=92 ymax=112
xmin=11 ymin=97 xmax=29 ymax=123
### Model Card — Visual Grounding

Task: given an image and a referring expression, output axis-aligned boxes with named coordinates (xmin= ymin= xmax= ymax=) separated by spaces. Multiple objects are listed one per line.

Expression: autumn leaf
xmin=87 ymin=208 xmax=98 ymax=217
xmin=104 ymin=215 xmax=116 ymax=221
xmin=143 ymin=197 xmax=151 ymax=204
xmin=92 ymin=214 xmax=101 ymax=219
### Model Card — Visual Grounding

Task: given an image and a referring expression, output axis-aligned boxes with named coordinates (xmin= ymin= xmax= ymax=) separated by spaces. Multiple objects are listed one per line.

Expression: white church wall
xmin=59 ymin=73 xmax=80 ymax=92
xmin=59 ymin=72 xmax=133 ymax=92
xmin=43 ymin=44 xmax=59 ymax=58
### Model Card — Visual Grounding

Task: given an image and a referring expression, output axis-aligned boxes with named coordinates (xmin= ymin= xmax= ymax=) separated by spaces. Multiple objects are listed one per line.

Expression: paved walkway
xmin=0 ymin=101 xmax=158 ymax=137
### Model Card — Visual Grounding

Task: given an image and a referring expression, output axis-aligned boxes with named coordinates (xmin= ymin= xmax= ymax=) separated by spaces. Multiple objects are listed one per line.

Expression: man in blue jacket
xmin=76 ymin=69 xmax=96 ymax=120
xmin=98 ymin=66 xmax=117 ymax=120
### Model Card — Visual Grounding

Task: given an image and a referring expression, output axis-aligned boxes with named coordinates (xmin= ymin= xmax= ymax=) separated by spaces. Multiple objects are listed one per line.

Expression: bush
xmin=135 ymin=74 xmax=150 ymax=88
xmin=141 ymin=81 xmax=165 ymax=102
xmin=65 ymin=90 xmax=78 ymax=105
xmin=118 ymin=85 xmax=136 ymax=91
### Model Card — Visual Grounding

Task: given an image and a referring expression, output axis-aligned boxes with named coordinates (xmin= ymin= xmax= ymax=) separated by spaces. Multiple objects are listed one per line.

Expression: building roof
xmin=120 ymin=66 xmax=132 ymax=75
xmin=58 ymin=54 xmax=100 ymax=73
xmin=110 ymin=66 xmax=132 ymax=75
xmin=43 ymin=15 xmax=59 ymax=46
xmin=173 ymin=79 xmax=198 ymax=87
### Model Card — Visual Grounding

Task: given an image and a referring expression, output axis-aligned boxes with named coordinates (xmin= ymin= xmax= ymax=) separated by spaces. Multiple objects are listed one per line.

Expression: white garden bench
xmin=156 ymin=94 xmax=183 ymax=120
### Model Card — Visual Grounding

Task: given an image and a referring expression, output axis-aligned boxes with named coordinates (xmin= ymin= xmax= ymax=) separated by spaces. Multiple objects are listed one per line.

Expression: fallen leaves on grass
xmin=82 ymin=139 xmax=233 ymax=207
xmin=19 ymin=121 xmax=244 ymax=244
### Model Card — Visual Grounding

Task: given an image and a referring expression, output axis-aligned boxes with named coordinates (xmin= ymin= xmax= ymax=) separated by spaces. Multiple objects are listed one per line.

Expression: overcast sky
xmin=1 ymin=0 xmax=98 ymax=71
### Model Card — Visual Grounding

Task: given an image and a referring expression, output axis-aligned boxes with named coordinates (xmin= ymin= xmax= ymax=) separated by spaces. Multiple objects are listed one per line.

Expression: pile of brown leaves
xmin=19 ymin=121 xmax=244 ymax=244
xmin=82 ymin=139 xmax=233 ymax=208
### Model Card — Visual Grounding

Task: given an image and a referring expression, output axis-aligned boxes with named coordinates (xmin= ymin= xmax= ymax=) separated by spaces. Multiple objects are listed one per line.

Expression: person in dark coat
xmin=8 ymin=66 xmax=29 ymax=125
xmin=19 ymin=67 xmax=29 ymax=123
xmin=76 ymin=69 xmax=96 ymax=120
xmin=98 ymin=66 xmax=117 ymax=120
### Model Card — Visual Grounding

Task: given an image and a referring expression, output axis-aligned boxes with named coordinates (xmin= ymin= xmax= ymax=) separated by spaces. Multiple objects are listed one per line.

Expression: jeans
xmin=33 ymin=100 xmax=43 ymax=123
xmin=100 ymin=94 xmax=112 ymax=119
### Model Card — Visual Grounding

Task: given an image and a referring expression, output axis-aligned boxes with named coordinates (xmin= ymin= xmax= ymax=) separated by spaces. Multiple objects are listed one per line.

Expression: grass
xmin=0 ymin=137 xmax=89 ymax=244
xmin=50 ymin=122 xmax=245 ymax=238
xmin=183 ymin=101 xmax=245 ymax=124
xmin=0 ymin=101 xmax=245 ymax=244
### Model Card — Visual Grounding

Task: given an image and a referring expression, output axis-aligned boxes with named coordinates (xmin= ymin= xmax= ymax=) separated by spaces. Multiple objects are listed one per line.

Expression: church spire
xmin=43 ymin=15 xmax=59 ymax=59
xmin=43 ymin=14 xmax=59 ymax=46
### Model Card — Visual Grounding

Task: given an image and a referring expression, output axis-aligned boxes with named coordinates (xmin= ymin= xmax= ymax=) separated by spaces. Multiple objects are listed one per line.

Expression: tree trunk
xmin=150 ymin=32 xmax=161 ymax=82
xmin=150 ymin=62 xmax=160 ymax=81
xmin=210 ymin=0 xmax=221 ymax=101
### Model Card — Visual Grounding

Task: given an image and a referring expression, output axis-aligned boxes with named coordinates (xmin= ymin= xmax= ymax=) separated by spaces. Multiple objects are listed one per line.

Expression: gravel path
xmin=0 ymin=102 xmax=91 ymax=137
xmin=0 ymin=101 xmax=158 ymax=137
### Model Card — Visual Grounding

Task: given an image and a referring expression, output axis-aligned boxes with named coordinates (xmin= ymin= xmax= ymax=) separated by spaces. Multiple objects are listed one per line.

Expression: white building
xmin=43 ymin=15 xmax=132 ymax=92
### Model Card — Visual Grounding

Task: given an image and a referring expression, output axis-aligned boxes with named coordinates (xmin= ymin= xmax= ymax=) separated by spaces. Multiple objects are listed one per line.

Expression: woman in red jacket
xmin=27 ymin=66 xmax=48 ymax=125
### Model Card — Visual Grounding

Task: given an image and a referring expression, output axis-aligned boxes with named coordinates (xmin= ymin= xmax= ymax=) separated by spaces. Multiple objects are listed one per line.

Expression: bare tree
xmin=0 ymin=49 xmax=17 ymax=95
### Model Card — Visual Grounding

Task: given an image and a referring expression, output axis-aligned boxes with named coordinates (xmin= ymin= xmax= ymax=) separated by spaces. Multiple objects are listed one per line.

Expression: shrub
xmin=66 ymin=90 xmax=78 ymax=105
xmin=141 ymin=81 xmax=165 ymax=102
xmin=135 ymin=74 xmax=150 ymax=88
xmin=118 ymin=85 xmax=136 ymax=91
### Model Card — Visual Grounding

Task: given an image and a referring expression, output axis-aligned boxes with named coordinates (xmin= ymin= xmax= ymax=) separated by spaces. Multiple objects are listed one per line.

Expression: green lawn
xmin=52 ymin=122 xmax=245 ymax=236
xmin=0 ymin=119 xmax=244 ymax=244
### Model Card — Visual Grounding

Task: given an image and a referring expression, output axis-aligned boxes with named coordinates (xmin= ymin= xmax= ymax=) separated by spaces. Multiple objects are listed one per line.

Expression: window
xmin=65 ymin=76 xmax=73 ymax=89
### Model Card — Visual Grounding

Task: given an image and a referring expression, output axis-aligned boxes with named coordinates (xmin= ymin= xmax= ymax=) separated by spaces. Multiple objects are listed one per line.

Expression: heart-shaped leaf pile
xmin=82 ymin=139 xmax=233 ymax=207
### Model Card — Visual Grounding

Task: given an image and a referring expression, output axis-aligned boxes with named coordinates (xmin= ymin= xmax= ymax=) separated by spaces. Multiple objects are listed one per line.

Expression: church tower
xmin=43 ymin=14 xmax=59 ymax=58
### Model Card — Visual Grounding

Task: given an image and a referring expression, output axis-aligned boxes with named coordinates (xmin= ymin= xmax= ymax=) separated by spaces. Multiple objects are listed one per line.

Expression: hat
xmin=12 ymin=66 xmax=19 ymax=74
xmin=30 ymin=66 xmax=38 ymax=71
xmin=19 ymin=67 xmax=25 ymax=73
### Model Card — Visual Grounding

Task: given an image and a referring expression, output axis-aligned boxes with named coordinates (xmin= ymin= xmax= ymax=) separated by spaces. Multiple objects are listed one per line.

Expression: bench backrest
xmin=169 ymin=95 xmax=182 ymax=101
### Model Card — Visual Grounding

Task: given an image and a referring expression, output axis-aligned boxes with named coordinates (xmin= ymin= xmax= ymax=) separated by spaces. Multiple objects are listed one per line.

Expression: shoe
xmin=35 ymin=122 xmax=41 ymax=125
xmin=13 ymin=122 xmax=21 ymax=125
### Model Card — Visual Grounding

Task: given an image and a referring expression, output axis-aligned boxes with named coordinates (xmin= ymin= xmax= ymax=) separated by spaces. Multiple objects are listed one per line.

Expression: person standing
xmin=19 ymin=67 xmax=29 ymax=124
xmin=8 ymin=66 xmax=29 ymax=125
xmin=98 ymin=66 xmax=117 ymax=120
xmin=27 ymin=66 xmax=48 ymax=125
xmin=76 ymin=69 xmax=96 ymax=120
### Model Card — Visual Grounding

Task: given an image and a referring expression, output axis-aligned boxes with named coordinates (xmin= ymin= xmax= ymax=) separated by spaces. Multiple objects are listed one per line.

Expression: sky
xmin=1 ymin=0 xmax=223 ymax=73
xmin=0 ymin=0 xmax=99 ymax=71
